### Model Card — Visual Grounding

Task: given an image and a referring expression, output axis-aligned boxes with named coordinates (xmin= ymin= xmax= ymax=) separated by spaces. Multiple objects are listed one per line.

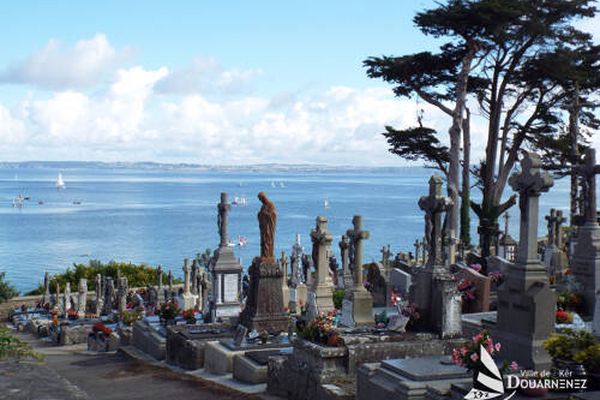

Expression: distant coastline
xmin=0 ymin=161 xmax=423 ymax=173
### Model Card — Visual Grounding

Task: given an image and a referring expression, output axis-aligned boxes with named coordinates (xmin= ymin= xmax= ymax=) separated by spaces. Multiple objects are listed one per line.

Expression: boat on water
xmin=323 ymin=198 xmax=330 ymax=209
xmin=12 ymin=193 xmax=24 ymax=208
xmin=56 ymin=173 xmax=66 ymax=190
xmin=232 ymin=195 xmax=247 ymax=206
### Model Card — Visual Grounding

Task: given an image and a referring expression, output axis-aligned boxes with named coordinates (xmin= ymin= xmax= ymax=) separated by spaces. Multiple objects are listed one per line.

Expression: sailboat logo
xmin=464 ymin=345 xmax=516 ymax=400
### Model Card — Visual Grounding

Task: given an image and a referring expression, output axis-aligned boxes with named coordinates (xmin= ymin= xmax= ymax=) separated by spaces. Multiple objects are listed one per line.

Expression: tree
xmin=366 ymin=1 xmax=484 ymax=262
xmin=0 ymin=272 xmax=18 ymax=303
xmin=367 ymin=0 xmax=598 ymax=258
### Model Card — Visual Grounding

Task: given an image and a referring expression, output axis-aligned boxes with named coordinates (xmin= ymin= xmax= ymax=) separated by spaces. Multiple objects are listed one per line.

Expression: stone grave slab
xmin=381 ymin=356 xmax=468 ymax=381
xmin=165 ymin=323 xmax=232 ymax=370
xmin=233 ymin=348 xmax=292 ymax=384
xmin=131 ymin=319 xmax=166 ymax=360
xmin=205 ymin=339 xmax=291 ymax=375
xmin=454 ymin=265 xmax=491 ymax=313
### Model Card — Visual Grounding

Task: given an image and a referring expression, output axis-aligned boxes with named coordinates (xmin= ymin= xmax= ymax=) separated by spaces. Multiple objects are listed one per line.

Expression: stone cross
xmin=381 ymin=244 xmax=391 ymax=269
xmin=347 ymin=215 xmax=369 ymax=289
xmin=413 ymin=239 xmax=421 ymax=264
xmin=418 ymin=175 xmax=453 ymax=266
xmin=217 ymin=192 xmax=231 ymax=247
xmin=545 ymin=209 xmax=558 ymax=247
xmin=301 ymin=254 xmax=313 ymax=286
xmin=191 ymin=259 xmax=198 ymax=294
xmin=117 ymin=277 xmax=128 ymax=313
xmin=64 ymin=282 xmax=71 ymax=313
xmin=77 ymin=278 xmax=87 ymax=317
xmin=509 ymin=152 xmax=554 ymax=265
xmin=310 ymin=216 xmax=334 ymax=287
xmin=102 ymin=278 xmax=115 ymax=315
xmin=291 ymin=233 xmax=303 ymax=285
xmin=280 ymin=251 xmax=289 ymax=286
xmin=575 ymin=148 xmax=600 ymax=223
xmin=183 ymin=258 xmax=191 ymax=295
xmin=42 ymin=272 xmax=50 ymax=306
xmin=339 ymin=234 xmax=352 ymax=288
xmin=157 ymin=265 xmax=163 ymax=293
xmin=167 ymin=270 xmax=173 ymax=296
xmin=94 ymin=274 xmax=103 ymax=315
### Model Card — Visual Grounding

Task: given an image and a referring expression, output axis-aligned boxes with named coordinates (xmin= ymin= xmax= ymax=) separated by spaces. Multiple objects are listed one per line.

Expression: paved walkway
xmin=1 ymin=329 xmax=262 ymax=400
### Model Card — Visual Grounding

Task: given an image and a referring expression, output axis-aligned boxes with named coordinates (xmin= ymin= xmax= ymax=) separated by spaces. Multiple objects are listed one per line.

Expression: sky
xmin=0 ymin=1 xmax=598 ymax=165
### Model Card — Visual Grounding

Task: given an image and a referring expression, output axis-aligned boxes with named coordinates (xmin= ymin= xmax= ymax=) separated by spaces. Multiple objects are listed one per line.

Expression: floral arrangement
xmin=158 ymin=300 xmax=180 ymax=321
xmin=488 ymin=271 xmax=503 ymax=286
xmin=375 ymin=310 xmax=388 ymax=328
xmin=452 ymin=330 xmax=518 ymax=373
xmin=390 ymin=288 xmax=400 ymax=306
xmin=92 ymin=322 xmax=113 ymax=336
xmin=400 ymin=302 xmax=420 ymax=327
xmin=181 ymin=309 xmax=196 ymax=324
xmin=299 ymin=310 xmax=342 ymax=347
xmin=557 ymin=291 xmax=583 ymax=311
xmin=469 ymin=263 xmax=482 ymax=272
xmin=544 ymin=330 xmax=598 ymax=363
xmin=555 ymin=310 xmax=573 ymax=324
xmin=458 ymin=278 xmax=477 ymax=303
xmin=120 ymin=309 xmax=142 ymax=326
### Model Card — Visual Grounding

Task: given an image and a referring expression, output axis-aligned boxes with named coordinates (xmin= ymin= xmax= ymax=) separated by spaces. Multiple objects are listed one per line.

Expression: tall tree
xmin=367 ymin=0 xmax=597 ymax=258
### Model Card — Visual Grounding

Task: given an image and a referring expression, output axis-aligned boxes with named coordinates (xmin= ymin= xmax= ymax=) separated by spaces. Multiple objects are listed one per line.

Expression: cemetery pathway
xmin=4 ymin=329 xmax=263 ymax=400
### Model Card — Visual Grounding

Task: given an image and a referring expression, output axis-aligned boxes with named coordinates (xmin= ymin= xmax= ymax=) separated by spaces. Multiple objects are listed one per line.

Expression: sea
xmin=0 ymin=164 xmax=571 ymax=293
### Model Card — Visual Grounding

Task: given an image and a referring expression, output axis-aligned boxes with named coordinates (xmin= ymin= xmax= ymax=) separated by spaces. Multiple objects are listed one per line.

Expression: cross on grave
xmin=310 ymin=216 xmax=334 ymax=287
xmin=508 ymin=151 xmax=554 ymax=265
xmin=340 ymin=235 xmax=351 ymax=284
xmin=217 ymin=192 xmax=231 ymax=247
xmin=545 ymin=209 xmax=566 ymax=248
xmin=157 ymin=265 xmax=163 ymax=292
xmin=413 ymin=239 xmax=421 ymax=264
xmin=381 ymin=245 xmax=391 ymax=268
xmin=575 ymin=148 xmax=600 ymax=223
xmin=347 ymin=215 xmax=369 ymax=289
xmin=183 ymin=258 xmax=191 ymax=295
xmin=418 ymin=175 xmax=453 ymax=267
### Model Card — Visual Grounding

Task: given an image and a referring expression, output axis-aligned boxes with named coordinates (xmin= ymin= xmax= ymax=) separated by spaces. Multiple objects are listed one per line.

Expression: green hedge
xmin=26 ymin=260 xmax=182 ymax=295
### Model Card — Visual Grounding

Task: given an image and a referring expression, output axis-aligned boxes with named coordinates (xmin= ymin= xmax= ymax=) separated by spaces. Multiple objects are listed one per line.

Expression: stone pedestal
xmin=178 ymin=293 xmax=198 ymax=311
xmin=340 ymin=288 xmax=373 ymax=328
xmin=212 ymin=246 xmax=243 ymax=318
xmin=571 ymin=221 xmax=600 ymax=316
xmin=240 ymin=258 xmax=288 ymax=334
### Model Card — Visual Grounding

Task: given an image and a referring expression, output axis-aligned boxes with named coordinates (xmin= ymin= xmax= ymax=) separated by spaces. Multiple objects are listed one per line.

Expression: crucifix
xmin=508 ymin=151 xmax=554 ymax=265
xmin=217 ymin=192 xmax=231 ymax=247
xmin=347 ymin=215 xmax=369 ymax=290
xmin=310 ymin=216 xmax=333 ymax=287
xmin=418 ymin=175 xmax=453 ymax=267
xmin=413 ymin=239 xmax=421 ymax=264
xmin=575 ymin=148 xmax=600 ymax=224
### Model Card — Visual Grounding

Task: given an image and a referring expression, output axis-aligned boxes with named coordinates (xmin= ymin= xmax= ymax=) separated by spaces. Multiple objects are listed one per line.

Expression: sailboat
xmin=56 ymin=173 xmax=66 ymax=190
xmin=323 ymin=198 xmax=330 ymax=209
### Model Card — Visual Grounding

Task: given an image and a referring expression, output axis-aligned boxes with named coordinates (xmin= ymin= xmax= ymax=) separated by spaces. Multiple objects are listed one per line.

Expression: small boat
xmin=238 ymin=236 xmax=248 ymax=247
xmin=56 ymin=173 xmax=66 ymax=190
xmin=38 ymin=201 xmax=44 ymax=205
xmin=13 ymin=194 xmax=24 ymax=208
xmin=72 ymin=200 xmax=82 ymax=205
xmin=323 ymin=198 xmax=330 ymax=209
xmin=271 ymin=181 xmax=276 ymax=188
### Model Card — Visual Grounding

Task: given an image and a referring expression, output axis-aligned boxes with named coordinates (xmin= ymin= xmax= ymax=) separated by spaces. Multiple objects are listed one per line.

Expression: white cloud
xmin=0 ymin=34 xmax=130 ymax=89
xmin=155 ymin=57 xmax=262 ymax=95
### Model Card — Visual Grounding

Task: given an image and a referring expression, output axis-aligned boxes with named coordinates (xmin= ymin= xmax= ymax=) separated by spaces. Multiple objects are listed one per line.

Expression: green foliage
xmin=120 ymin=309 xmax=142 ymax=326
xmin=574 ymin=344 xmax=600 ymax=374
xmin=0 ymin=326 xmax=43 ymax=361
xmin=332 ymin=289 xmax=345 ymax=310
xmin=543 ymin=329 xmax=598 ymax=362
xmin=27 ymin=260 xmax=181 ymax=295
xmin=0 ymin=272 xmax=19 ymax=303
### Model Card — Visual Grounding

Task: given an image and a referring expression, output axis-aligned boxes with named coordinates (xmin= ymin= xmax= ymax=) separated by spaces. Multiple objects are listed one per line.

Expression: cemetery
xmin=3 ymin=148 xmax=600 ymax=400
xmin=2 ymin=2 xmax=600 ymax=400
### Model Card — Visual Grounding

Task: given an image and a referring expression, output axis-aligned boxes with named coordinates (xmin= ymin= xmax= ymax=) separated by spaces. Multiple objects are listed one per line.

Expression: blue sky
xmin=0 ymin=1 xmax=597 ymax=165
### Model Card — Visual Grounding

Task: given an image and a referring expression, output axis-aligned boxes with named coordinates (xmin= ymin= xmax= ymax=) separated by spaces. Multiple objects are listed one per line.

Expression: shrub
xmin=332 ymin=289 xmax=345 ymax=310
xmin=0 ymin=326 xmax=43 ymax=361
xmin=27 ymin=260 xmax=181 ymax=295
xmin=0 ymin=272 xmax=18 ymax=303
xmin=543 ymin=330 xmax=598 ymax=362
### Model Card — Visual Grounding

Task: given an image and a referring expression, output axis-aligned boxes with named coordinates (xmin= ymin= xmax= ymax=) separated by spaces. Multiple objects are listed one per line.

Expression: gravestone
xmin=42 ymin=272 xmax=50 ymax=306
xmin=544 ymin=209 xmax=568 ymax=280
xmin=339 ymin=234 xmax=353 ymax=291
xmin=571 ymin=148 xmax=600 ymax=316
xmin=102 ymin=278 xmax=115 ymax=315
xmin=212 ymin=193 xmax=243 ymax=317
xmin=54 ymin=280 xmax=61 ymax=314
xmin=306 ymin=216 xmax=335 ymax=316
xmin=239 ymin=192 xmax=288 ymax=334
xmin=77 ymin=278 xmax=87 ymax=317
xmin=495 ymin=151 xmax=556 ymax=370
xmin=117 ymin=277 xmax=128 ymax=313
xmin=409 ymin=175 xmax=461 ymax=338
xmin=179 ymin=258 xmax=198 ymax=310
xmin=94 ymin=274 xmax=103 ymax=315
xmin=340 ymin=215 xmax=373 ymax=327
xmin=63 ymin=282 xmax=72 ymax=315
xmin=233 ymin=324 xmax=249 ymax=347
xmin=366 ymin=263 xmax=388 ymax=307
xmin=454 ymin=265 xmax=491 ymax=313
xmin=413 ymin=240 xmax=421 ymax=265
xmin=390 ymin=268 xmax=411 ymax=297
xmin=290 ymin=233 xmax=303 ymax=287
xmin=167 ymin=269 xmax=173 ymax=299
xmin=280 ymin=251 xmax=290 ymax=309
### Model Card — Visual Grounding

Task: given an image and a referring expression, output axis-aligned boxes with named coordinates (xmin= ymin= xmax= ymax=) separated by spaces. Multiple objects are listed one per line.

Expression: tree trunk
xmin=569 ymin=86 xmax=581 ymax=228
xmin=460 ymin=109 xmax=471 ymax=249
xmin=446 ymin=43 xmax=477 ymax=265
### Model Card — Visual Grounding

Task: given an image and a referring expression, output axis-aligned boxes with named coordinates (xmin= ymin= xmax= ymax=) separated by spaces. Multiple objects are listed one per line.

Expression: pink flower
xmin=510 ymin=361 xmax=519 ymax=371
xmin=470 ymin=353 xmax=479 ymax=362
xmin=472 ymin=333 xmax=483 ymax=344
xmin=495 ymin=342 xmax=501 ymax=352
xmin=469 ymin=263 xmax=482 ymax=272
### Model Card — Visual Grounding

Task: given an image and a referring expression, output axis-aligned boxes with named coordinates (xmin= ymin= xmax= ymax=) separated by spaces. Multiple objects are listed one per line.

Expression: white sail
xmin=56 ymin=173 xmax=66 ymax=189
